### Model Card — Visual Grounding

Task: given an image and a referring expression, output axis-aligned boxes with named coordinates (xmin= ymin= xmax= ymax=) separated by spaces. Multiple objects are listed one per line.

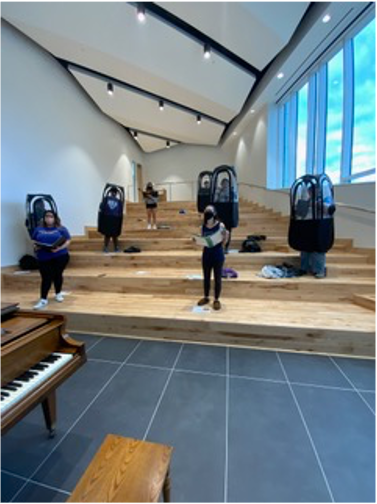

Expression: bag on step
xmin=239 ymin=238 xmax=261 ymax=253
xmin=222 ymin=267 xmax=238 ymax=279
xmin=19 ymin=254 xmax=39 ymax=270
xmin=123 ymin=246 xmax=141 ymax=253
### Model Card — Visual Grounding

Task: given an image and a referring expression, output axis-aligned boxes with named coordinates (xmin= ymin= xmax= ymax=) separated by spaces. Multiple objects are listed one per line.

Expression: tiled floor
xmin=2 ymin=334 xmax=375 ymax=502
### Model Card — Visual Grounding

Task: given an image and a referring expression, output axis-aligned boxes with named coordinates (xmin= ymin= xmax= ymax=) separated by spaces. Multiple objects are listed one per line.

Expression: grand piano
xmin=1 ymin=302 xmax=86 ymax=437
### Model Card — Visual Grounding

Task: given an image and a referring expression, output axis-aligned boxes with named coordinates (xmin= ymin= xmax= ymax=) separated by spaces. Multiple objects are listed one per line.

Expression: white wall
xmin=224 ymin=106 xmax=268 ymax=187
xmin=1 ymin=22 xmax=143 ymax=266
xmin=224 ymin=105 xmax=375 ymax=248
xmin=143 ymin=144 xmax=232 ymax=201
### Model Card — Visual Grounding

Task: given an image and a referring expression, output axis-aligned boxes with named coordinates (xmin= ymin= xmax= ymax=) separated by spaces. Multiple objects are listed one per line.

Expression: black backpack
xmin=240 ymin=238 xmax=261 ymax=253
xmin=19 ymin=254 xmax=39 ymax=270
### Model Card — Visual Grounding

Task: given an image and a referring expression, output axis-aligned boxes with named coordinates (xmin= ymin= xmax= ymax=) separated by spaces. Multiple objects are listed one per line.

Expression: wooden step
xmin=69 ymin=237 xmax=368 ymax=257
xmin=2 ymin=290 xmax=374 ymax=357
xmin=3 ymin=266 xmax=374 ymax=303
xmin=352 ymin=294 xmax=376 ymax=311
xmin=62 ymin=251 xmax=374 ymax=272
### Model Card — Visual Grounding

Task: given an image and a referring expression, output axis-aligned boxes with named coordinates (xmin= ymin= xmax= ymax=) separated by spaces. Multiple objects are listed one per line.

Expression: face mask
xmin=204 ymin=212 xmax=214 ymax=223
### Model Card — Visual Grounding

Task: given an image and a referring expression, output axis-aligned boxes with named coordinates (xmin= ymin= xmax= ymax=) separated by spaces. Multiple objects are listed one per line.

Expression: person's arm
xmin=52 ymin=227 xmax=71 ymax=252
xmin=220 ymin=223 xmax=229 ymax=245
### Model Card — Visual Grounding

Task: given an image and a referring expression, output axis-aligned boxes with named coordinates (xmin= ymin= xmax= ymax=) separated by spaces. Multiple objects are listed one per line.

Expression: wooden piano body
xmin=1 ymin=303 xmax=86 ymax=436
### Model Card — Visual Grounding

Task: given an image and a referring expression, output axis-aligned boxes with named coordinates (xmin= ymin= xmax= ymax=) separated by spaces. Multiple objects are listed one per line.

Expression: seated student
xmin=32 ymin=210 xmax=71 ymax=309
xmin=140 ymin=182 xmax=159 ymax=230
xmin=297 ymin=188 xmax=336 ymax=279
xmin=197 ymin=205 xmax=229 ymax=311
xmin=103 ymin=188 xmax=122 ymax=253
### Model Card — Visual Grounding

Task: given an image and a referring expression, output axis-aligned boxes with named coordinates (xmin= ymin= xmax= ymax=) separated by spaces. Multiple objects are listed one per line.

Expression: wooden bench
xmin=67 ymin=434 xmax=173 ymax=502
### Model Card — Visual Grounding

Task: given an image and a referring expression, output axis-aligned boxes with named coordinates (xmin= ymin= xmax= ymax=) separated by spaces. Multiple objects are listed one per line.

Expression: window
xmin=276 ymin=14 xmax=375 ymax=187
xmin=325 ymin=49 xmax=343 ymax=184
xmin=352 ymin=18 xmax=376 ymax=181
xmin=296 ymin=83 xmax=308 ymax=178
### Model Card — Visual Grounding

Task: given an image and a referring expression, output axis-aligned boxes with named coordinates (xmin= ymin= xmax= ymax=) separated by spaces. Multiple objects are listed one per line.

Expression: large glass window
xmin=325 ymin=49 xmax=343 ymax=184
xmin=352 ymin=18 xmax=376 ymax=180
xmin=277 ymin=14 xmax=375 ymax=187
xmin=296 ymin=83 xmax=308 ymax=178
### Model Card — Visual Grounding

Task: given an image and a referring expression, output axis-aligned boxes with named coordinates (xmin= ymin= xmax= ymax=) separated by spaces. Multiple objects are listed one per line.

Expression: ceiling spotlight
xmin=136 ymin=5 xmax=146 ymax=23
xmin=166 ymin=140 xmax=171 ymax=149
xmin=197 ymin=114 xmax=202 ymax=125
xmin=322 ymin=14 xmax=331 ymax=23
xmin=203 ymin=44 xmax=211 ymax=60
xmin=107 ymin=82 xmax=114 ymax=95
xmin=233 ymin=132 xmax=237 ymax=136
xmin=133 ymin=131 xmax=138 ymax=139
xmin=277 ymin=72 xmax=284 ymax=79
xmin=250 ymin=109 xmax=255 ymax=114
xmin=159 ymin=100 xmax=164 ymax=111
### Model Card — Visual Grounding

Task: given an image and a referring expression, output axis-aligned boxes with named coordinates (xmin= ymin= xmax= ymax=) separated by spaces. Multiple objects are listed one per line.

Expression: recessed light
xmin=233 ymin=132 xmax=237 ymax=136
xmin=159 ymin=100 xmax=164 ymax=111
xmin=166 ymin=140 xmax=171 ymax=149
xmin=203 ymin=44 xmax=211 ymax=60
xmin=277 ymin=72 xmax=284 ymax=80
xmin=250 ymin=109 xmax=255 ymax=114
xmin=137 ymin=6 xmax=146 ymax=23
xmin=107 ymin=82 xmax=114 ymax=95
xmin=322 ymin=14 xmax=331 ymax=23
xmin=196 ymin=114 xmax=202 ymax=125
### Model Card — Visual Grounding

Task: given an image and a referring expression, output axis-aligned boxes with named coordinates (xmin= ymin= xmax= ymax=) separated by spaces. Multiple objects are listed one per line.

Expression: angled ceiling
xmin=2 ymin=1 xmax=309 ymax=152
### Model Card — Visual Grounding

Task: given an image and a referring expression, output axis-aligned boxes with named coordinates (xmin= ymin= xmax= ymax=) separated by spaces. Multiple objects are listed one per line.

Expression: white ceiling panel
xmin=70 ymin=68 xmax=225 ymax=145
xmin=2 ymin=2 xmax=255 ymax=122
xmin=136 ymin=134 xmax=178 ymax=153
xmin=157 ymin=2 xmax=309 ymax=70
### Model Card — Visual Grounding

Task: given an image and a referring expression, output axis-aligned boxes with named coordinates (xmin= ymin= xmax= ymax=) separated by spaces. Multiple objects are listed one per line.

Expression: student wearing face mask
xmin=197 ymin=205 xmax=229 ymax=310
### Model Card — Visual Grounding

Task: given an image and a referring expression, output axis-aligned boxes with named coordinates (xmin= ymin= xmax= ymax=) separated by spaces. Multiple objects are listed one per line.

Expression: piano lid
xmin=1 ymin=314 xmax=52 ymax=346
xmin=1 ymin=302 xmax=19 ymax=319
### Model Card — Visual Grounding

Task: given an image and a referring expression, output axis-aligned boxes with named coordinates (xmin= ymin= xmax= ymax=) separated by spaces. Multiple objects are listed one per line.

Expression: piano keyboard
xmin=1 ymin=352 xmax=73 ymax=415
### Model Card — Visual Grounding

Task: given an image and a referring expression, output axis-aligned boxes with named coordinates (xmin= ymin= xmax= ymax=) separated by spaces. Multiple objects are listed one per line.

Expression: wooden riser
xmin=63 ymin=251 xmax=374 ymax=272
xmin=69 ymin=238 xmax=366 ymax=256
xmin=352 ymin=294 xmax=376 ymax=311
xmin=2 ymin=291 xmax=374 ymax=357
xmin=3 ymin=270 xmax=374 ymax=303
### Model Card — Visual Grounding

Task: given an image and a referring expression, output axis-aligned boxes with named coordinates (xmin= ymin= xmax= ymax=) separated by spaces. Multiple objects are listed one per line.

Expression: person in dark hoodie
xmin=197 ymin=205 xmax=228 ymax=310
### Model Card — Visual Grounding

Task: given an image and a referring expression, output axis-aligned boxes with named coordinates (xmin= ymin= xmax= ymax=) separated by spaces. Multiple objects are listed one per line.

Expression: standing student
xmin=102 ymin=188 xmax=122 ymax=252
xmin=197 ymin=205 xmax=228 ymax=310
xmin=32 ymin=210 xmax=71 ymax=309
xmin=141 ymin=182 xmax=159 ymax=230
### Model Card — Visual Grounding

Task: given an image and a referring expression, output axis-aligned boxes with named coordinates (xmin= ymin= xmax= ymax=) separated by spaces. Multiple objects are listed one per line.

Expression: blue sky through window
xmin=325 ymin=50 xmax=343 ymax=184
xmin=352 ymin=18 xmax=375 ymax=181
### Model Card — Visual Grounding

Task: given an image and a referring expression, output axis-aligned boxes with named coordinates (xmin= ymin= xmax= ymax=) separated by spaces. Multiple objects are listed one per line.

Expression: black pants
xmin=104 ymin=235 xmax=119 ymax=250
xmin=39 ymin=254 xmax=70 ymax=299
xmin=202 ymin=255 xmax=224 ymax=300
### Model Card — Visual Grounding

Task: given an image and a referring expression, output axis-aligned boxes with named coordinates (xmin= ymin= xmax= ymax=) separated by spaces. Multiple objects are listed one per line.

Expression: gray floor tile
xmin=68 ymin=332 xmax=102 ymax=350
xmin=33 ymin=366 xmax=169 ymax=492
xmin=1 ymin=472 xmax=26 ymax=502
xmin=1 ymin=360 xmax=119 ymax=478
xmin=176 ymin=344 xmax=226 ymax=374
xmin=279 ymin=352 xmax=350 ymax=387
xmin=332 ymin=357 xmax=375 ymax=391
xmin=127 ymin=340 xmax=181 ymax=368
xmin=293 ymin=385 xmax=375 ymax=502
xmin=12 ymin=481 xmax=68 ymax=503
xmin=230 ymin=348 xmax=285 ymax=381
xmin=87 ymin=336 xmax=140 ymax=362
xmin=147 ymin=371 xmax=226 ymax=502
xmin=228 ymin=378 xmax=331 ymax=502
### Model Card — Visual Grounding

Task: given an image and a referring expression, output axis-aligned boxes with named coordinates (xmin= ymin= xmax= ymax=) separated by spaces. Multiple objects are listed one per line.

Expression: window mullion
xmin=316 ymin=65 xmax=327 ymax=175
xmin=306 ymin=74 xmax=317 ymax=174
xmin=341 ymin=39 xmax=354 ymax=183
xmin=289 ymin=94 xmax=298 ymax=185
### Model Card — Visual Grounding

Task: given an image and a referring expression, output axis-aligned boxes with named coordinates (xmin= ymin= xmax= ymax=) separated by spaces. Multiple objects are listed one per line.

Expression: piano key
xmin=0 ymin=352 xmax=73 ymax=415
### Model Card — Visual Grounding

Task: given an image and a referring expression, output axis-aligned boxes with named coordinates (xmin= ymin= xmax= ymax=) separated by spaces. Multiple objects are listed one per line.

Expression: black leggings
xmin=104 ymin=235 xmax=119 ymax=249
xmin=38 ymin=254 xmax=70 ymax=299
xmin=202 ymin=256 xmax=224 ymax=300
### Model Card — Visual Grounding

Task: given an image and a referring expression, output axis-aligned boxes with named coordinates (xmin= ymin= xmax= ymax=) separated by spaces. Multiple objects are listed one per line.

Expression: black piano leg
xmin=42 ymin=393 xmax=56 ymax=438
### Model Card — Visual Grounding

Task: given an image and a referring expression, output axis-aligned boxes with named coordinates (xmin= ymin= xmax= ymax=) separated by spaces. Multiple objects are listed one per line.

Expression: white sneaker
xmin=147 ymin=224 xmax=152 ymax=230
xmin=34 ymin=299 xmax=48 ymax=310
xmin=152 ymin=224 xmax=157 ymax=230
xmin=55 ymin=293 xmax=64 ymax=302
